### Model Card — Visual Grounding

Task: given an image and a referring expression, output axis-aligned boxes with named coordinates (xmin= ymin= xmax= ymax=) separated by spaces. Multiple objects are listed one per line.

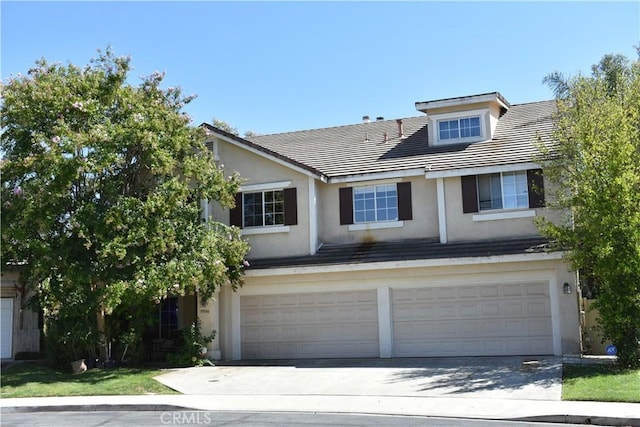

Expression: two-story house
xmin=196 ymin=92 xmax=581 ymax=361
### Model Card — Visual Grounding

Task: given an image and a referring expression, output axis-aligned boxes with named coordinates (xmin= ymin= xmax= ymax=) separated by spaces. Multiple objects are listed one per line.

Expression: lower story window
xmin=243 ymin=190 xmax=284 ymax=227
xmin=159 ymin=297 xmax=178 ymax=339
xmin=354 ymin=184 xmax=398 ymax=223
xmin=478 ymin=171 xmax=528 ymax=211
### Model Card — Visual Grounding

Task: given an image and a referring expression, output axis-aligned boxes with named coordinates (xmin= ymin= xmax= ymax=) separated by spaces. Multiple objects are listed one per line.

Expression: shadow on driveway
xmin=385 ymin=357 xmax=561 ymax=395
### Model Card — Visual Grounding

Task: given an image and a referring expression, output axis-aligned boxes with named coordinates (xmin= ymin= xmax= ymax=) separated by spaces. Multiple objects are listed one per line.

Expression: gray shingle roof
xmin=247 ymin=236 xmax=551 ymax=270
xmin=239 ymin=100 xmax=556 ymax=179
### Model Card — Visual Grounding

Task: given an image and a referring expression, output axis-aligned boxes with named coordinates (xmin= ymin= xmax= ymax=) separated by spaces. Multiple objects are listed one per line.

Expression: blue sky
xmin=2 ymin=1 xmax=639 ymax=135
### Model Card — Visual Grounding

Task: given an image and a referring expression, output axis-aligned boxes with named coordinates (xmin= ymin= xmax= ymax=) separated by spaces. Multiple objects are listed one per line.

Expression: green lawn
xmin=1 ymin=363 xmax=179 ymax=398
xmin=563 ymin=364 xmax=640 ymax=403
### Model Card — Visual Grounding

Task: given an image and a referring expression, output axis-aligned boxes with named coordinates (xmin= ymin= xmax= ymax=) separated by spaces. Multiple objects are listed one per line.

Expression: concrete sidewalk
xmin=2 ymin=394 xmax=639 ymax=426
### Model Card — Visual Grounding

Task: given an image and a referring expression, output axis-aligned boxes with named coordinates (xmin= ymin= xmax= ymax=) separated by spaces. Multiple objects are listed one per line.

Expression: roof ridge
xmin=510 ymin=99 xmax=555 ymax=107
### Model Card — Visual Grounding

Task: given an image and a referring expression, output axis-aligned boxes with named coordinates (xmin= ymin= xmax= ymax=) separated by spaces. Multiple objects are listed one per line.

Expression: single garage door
xmin=1 ymin=298 xmax=13 ymax=359
xmin=241 ymin=290 xmax=379 ymax=359
xmin=393 ymin=283 xmax=553 ymax=357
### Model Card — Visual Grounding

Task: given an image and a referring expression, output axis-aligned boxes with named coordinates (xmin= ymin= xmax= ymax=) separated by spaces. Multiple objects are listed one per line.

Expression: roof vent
xmin=396 ymin=119 xmax=405 ymax=139
xmin=362 ymin=115 xmax=370 ymax=124
xmin=376 ymin=116 xmax=384 ymax=121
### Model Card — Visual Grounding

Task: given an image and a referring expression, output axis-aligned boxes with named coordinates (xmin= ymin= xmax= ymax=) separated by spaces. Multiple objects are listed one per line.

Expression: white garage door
xmin=1 ymin=298 xmax=14 ymax=359
xmin=393 ymin=283 xmax=553 ymax=357
xmin=241 ymin=290 xmax=379 ymax=359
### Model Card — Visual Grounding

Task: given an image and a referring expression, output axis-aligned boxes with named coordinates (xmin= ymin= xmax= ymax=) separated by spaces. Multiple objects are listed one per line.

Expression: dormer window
xmin=415 ymin=92 xmax=510 ymax=146
xmin=438 ymin=116 xmax=481 ymax=141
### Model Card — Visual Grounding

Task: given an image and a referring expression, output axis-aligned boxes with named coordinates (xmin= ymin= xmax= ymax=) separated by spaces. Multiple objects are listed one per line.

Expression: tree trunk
xmin=96 ymin=304 xmax=108 ymax=361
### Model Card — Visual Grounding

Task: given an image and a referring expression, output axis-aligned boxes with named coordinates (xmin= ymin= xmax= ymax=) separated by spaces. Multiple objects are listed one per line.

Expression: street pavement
xmin=2 ymin=355 xmax=639 ymax=426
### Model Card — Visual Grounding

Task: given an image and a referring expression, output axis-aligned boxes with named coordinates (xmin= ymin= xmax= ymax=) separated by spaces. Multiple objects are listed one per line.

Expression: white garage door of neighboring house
xmin=1 ymin=298 xmax=14 ymax=359
xmin=393 ymin=283 xmax=553 ymax=357
xmin=241 ymin=290 xmax=379 ymax=359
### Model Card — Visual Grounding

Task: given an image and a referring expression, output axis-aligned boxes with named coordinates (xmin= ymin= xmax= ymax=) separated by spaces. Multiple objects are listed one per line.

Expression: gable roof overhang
xmin=415 ymin=91 xmax=511 ymax=114
xmin=201 ymin=123 xmax=328 ymax=183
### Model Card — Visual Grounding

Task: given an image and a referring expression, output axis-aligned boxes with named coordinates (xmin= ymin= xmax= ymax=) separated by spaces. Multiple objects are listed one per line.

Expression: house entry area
xmin=237 ymin=282 xmax=554 ymax=359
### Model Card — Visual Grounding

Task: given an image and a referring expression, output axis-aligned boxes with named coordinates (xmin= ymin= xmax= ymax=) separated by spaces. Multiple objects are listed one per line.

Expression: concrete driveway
xmin=154 ymin=356 xmax=562 ymax=400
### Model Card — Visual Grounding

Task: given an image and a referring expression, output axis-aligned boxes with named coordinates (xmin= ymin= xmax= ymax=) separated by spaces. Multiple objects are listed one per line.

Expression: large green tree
xmin=1 ymin=49 xmax=249 ymax=361
xmin=539 ymin=51 xmax=640 ymax=366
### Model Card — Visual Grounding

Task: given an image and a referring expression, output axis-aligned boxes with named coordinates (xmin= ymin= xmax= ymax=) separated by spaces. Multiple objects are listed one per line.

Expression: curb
xmin=1 ymin=404 xmax=190 ymax=414
xmin=514 ymin=415 xmax=640 ymax=427
xmin=2 ymin=404 xmax=639 ymax=426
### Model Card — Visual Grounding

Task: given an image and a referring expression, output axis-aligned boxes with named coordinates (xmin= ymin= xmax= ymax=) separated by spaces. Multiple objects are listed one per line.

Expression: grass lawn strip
xmin=562 ymin=364 xmax=640 ymax=403
xmin=1 ymin=363 xmax=179 ymax=398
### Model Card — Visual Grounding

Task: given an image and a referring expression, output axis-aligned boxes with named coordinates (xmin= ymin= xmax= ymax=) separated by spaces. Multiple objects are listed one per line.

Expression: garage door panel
xmin=241 ymin=290 xmax=379 ymax=359
xmin=392 ymin=284 xmax=553 ymax=357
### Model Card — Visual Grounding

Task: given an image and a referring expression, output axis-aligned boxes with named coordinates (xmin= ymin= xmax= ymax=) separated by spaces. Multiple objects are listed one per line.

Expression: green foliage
xmin=167 ymin=320 xmax=216 ymax=367
xmin=0 ymin=364 xmax=178 ymax=397
xmin=539 ymin=51 xmax=640 ymax=367
xmin=1 ymin=47 xmax=249 ymax=363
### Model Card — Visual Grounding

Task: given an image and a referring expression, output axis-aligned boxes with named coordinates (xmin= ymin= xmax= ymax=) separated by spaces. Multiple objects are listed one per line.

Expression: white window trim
xmin=349 ymin=221 xmax=404 ymax=232
xmin=472 ymin=209 xmax=536 ymax=222
xmin=240 ymin=181 xmax=291 ymax=231
xmin=431 ymin=108 xmax=488 ymax=146
xmin=241 ymin=225 xmax=291 ymax=235
xmin=239 ymin=180 xmax=291 ymax=192
xmin=346 ymin=178 xmax=402 ymax=187
xmin=352 ymin=183 xmax=399 ymax=225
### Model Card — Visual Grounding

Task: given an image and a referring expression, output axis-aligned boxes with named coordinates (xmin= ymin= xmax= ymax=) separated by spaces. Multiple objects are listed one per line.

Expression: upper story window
xmin=243 ymin=190 xmax=284 ymax=227
xmin=340 ymin=182 xmax=412 ymax=226
xmin=461 ymin=169 xmax=545 ymax=214
xmin=229 ymin=186 xmax=297 ymax=229
xmin=438 ymin=116 xmax=481 ymax=141
xmin=478 ymin=171 xmax=528 ymax=211
xmin=353 ymin=184 xmax=398 ymax=223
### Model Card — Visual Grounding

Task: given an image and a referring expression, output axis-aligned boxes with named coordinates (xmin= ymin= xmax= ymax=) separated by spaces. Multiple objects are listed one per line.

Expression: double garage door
xmin=240 ymin=283 xmax=553 ymax=359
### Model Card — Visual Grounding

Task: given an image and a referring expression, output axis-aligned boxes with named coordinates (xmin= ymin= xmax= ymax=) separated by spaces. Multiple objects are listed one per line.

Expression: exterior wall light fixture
xmin=563 ymin=282 xmax=572 ymax=294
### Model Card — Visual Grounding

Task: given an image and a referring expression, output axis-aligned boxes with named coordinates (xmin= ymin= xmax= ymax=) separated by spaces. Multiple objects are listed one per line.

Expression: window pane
xmin=365 ymin=199 xmax=375 ymax=210
xmin=243 ymin=192 xmax=263 ymax=227
xmin=263 ymin=190 xmax=284 ymax=225
xmin=478 ymin=174 xmax=492 ymax=210
xmin=469 ymin=116 xmax=481 ymax=137
xmin=490 ymin=174 xmax=502 ymax=209
xmin=502 ymin=172 xmax=528 ymax=209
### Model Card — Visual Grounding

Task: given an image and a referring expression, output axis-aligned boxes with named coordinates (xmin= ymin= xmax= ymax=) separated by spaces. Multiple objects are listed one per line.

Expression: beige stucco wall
xmin=317 ymin=176 xmax=440 ymax=245
xmin=208 ymin=139 xmax=313 ymax=259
